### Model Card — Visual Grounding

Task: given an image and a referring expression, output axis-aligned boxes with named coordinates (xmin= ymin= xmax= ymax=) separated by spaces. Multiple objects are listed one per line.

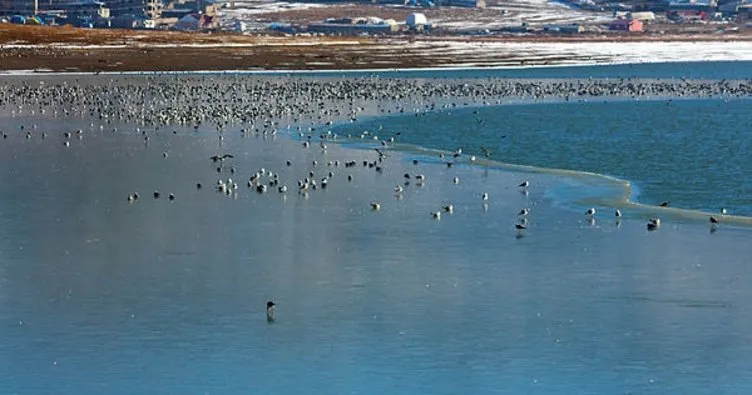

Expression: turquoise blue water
xmin=2 ymin=66 xmax=752 ymax=394
xmin=332 ymin=98 xmax=752 ymax=216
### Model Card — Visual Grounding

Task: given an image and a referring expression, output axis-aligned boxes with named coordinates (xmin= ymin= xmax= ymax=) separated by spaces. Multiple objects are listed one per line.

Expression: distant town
xmin=0 ymin=0 xmax=751 ymax=36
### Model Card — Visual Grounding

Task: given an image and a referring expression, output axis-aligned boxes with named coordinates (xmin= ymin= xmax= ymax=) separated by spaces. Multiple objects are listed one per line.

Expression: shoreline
xmin=0 ymin=58 xmax=749 ymax=76
xmin=2 ymin=58 xmax=752 ymax=79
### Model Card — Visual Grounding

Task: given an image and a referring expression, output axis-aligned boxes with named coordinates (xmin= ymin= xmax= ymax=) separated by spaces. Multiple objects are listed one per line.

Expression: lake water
xmin=332 ymin=98 xmax=752 ymax=216
xmin=1 ymin=65 xmax=752 ymax=394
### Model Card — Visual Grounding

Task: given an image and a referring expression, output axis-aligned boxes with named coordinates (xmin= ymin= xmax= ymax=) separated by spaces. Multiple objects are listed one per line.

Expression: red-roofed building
xmin=608 ymin=18 xmax=644 ymax=32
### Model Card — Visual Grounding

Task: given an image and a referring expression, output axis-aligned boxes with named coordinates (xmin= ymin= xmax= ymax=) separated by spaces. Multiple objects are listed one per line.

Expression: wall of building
xmin=106 ymin=0 xmax=160 ymax=17
xmin=0 ymin=0 xmax=37 ymax=15
xmin=307 ymin=23 xmax=397 ymax=34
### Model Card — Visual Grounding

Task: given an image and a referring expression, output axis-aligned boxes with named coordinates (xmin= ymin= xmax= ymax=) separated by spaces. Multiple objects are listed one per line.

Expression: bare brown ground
xmin=1 ymin=24 xmax=751 ymax=72
xmin=0 ymin=23 xmax=372 ymax=45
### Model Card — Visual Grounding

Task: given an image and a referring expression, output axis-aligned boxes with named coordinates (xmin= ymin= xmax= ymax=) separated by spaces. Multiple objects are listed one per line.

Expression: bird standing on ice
xmin=266 ymin=301 xmax=276 ymax=322
xmin=481 ymin=146 xmax=492 ymax=158
xmin=210 ymin=154 xmax=234 ymax=163
xmin=709 ymin=216 xmax=720 ymax=233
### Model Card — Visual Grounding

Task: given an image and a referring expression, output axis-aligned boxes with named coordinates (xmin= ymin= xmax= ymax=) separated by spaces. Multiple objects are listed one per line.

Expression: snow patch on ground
xmin=220 ymin=1 xmax=335 ymax=28
xmin=219 ymin=0 xmax=613 ymax=30
xmin=227 ymin=0 xmax=332 ymax=15
xmin=396 ymin=40 xmax=752 ymax=64
xmin=445 ymin=0 xmax=613 ymax=28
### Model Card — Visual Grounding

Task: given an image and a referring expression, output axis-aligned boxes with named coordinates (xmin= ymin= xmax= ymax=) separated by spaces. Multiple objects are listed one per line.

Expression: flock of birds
xmin=0 ymin=75 xmax=743 ymax=322
xmin=125 ymin=125 xmax=728 ymax=243
xmin=211 ymin=124 xmax=727 ymax=243
xmin=109 ymin=123 xmax=694 ymax=242
xmin=2 ymin=76 xmax=733 ymax=241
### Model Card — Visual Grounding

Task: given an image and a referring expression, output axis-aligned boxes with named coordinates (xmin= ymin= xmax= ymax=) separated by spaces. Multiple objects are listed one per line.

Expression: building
xmin=100 ymin=0 xmax=162 ymax=17
xmin=666 ymin=0 xmax=717 ymax=11
xmin=268 ymin=22 xmax=301 ymax=34
xmin=164 ymin=0 xmax=215 ymax=16
xmin=543 ymin=23 xmax=585 ymax=33
xmin=406 ymin=12 xmax=426 ymax=30
xmin=499 ymin=23 xmax=532 ymax=33
xmin=439 ymin=0 xmax=485 ymax=7
xmin=628 ymin=11 xmax=656 ymax=21
xmin=1 ymin=0 xmax=163 ymax=17
xmin=608 ymin=18 xmax=644 ymax=31
xmin=172 ymin=12 xmax=213 ymax=30
xmin=110 ymin=12 xmax=146 ymax=27
xmin=667 ymin=9 xmax=709 ymax=21
xmin=0 ymin=0 xmax=38 ymax=15
xmin=307 ymin=23 xmax=398 ymax=34
xmin=63 ymin=0 xmax=110 ymax=19
xmin=308 ymin=17 xmax=398 ymax=35
xmin=739 ymin=3 xmax=752 ymax=20
xmin=617 ymin=0 xmax=667 ymax=11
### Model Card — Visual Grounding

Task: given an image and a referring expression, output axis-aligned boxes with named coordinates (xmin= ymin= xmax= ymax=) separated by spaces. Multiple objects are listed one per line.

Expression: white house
xmin=406 ymin=13 xmax=427 ymax=29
